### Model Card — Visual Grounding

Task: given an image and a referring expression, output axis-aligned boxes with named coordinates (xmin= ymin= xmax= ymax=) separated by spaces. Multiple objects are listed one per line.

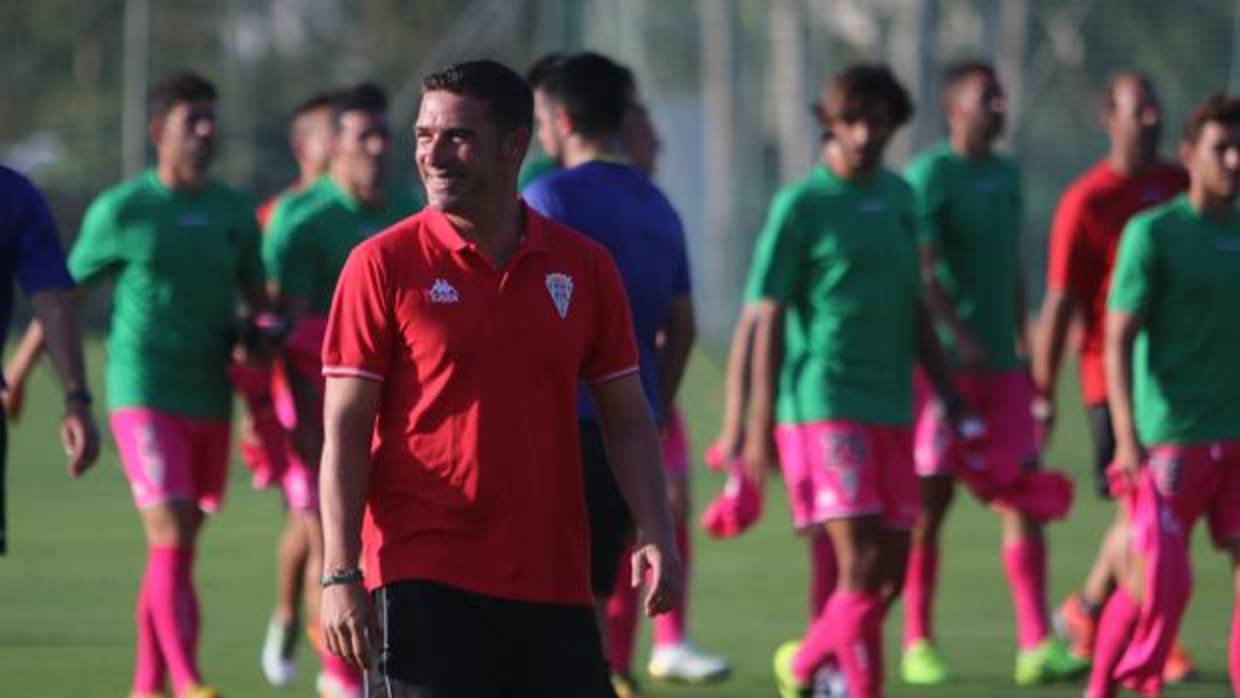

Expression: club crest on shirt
xmin=428 ymin=278 xmax=459 ymax=304
xmin=546 ymin=272 xmax=574 ymax=319
xmin=176 ymin=211 xmax=210 ymax=227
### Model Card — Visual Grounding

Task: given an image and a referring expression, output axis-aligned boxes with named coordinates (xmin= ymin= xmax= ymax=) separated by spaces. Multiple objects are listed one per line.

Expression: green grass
xmin=0 ymin=343 xmax=1232 ymax=697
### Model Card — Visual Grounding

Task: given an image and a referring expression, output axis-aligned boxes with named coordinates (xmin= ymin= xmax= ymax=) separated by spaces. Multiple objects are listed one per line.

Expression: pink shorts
xmin=914 ymin=369 xmax=1037 ymax=493
xmin=661 ymin=409 xmax=690 ymax=478
xmin=774 ymin=420 xmax=918 ymax=531
xmin=110 ymin=408 xmax=231 ymax=513
xmin=1130 ymin=441 xmax=1240 ymax=548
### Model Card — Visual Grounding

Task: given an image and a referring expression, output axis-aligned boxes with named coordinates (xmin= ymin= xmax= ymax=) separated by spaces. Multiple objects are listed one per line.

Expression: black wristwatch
xmin=65 ymin=388 xmax=94 ymax=408
xmin=321 ymin=567 xmax=364 ymax=588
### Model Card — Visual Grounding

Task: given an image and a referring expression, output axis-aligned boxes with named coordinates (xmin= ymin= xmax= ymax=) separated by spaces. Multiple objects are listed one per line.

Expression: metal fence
xmin=4 ymin=0 xmax=1239 ymax=343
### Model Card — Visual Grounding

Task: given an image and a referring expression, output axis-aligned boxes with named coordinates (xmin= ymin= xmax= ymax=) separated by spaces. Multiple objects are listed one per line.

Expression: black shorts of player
xmin=367 ymin=579 xmax=617 ymax=698
xmin=580 ymin=419 xmax=633 ymax=598
xmin=1086 ymin=403 xmax=1117 ymax=500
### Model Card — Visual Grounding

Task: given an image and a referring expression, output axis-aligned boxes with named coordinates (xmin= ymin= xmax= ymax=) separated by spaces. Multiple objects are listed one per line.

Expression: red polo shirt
xmin=1045 ymin=160 xmax=1186 ymax=405
xmin=321 ymin=203 xmax=638 ymax=605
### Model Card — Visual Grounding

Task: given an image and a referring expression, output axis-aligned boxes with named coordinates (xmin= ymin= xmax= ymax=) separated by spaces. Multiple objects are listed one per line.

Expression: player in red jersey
xmin=1032 ymin=74 xmax=1191 ymax=680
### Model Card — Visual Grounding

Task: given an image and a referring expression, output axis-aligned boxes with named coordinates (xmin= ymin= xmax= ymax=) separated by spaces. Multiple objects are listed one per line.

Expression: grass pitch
xmin=0 ymin=343 xmax=1232 ymax=697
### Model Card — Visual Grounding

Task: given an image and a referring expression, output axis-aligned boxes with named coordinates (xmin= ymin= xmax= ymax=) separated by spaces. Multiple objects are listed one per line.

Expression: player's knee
xmin=140 ymin=500 xmax=202 ymax=547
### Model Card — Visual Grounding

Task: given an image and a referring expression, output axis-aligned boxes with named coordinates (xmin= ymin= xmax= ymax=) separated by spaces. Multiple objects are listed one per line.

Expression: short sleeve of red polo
xmin=582 ymin=249 xmax=639 ymax=384
xmin=321 ymin=244 xmax=392 ymax=382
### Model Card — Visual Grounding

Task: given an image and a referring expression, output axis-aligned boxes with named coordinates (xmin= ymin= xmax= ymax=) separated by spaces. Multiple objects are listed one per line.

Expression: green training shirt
xmin=263 ymin=176 xmax=421 ymax=314
xmin=1108 ymin=194 xmax=1240 ymax=445
xmin=745 ymin=164 xmax=920 ymax=426
xmin=905 ymin=141 xmax=1024 ymax=370
xmin=68 ymin=170 xmax=263 ymax=419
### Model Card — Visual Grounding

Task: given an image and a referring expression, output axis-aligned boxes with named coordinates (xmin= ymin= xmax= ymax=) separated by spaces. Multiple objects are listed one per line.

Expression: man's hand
xmin=61 ymin=404 xmax=100 ymax=477
xmin=1031 ymin=391 xmax=1055 ymax=447
xmin=1111 ymin=439 xmax=1146 ymax=494
xmin=631 ymin=533 xmax=683 ymax=617
xmin=321 ymin=582 xmax=379 ymax=671
xmin=741 ymin=429 xmax=777 ymax=486
xmin=1 ymin=378 xmax=24 ymax=422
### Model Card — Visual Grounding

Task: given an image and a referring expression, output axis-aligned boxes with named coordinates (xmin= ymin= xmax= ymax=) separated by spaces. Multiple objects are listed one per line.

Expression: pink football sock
xmin=145 ymin=545 xmax=201 ymax=695
xmin=1002 ymin=539 xmax=1050 ymax=649
xmin=132 ymin=567 xmax=167 ymax=695
xmin=809 ymin=531 xmax=837 ymax=622
xmin=1087 ymin=587 xmax=1139 ymax=698
xmin=820 ymin=591 xmax=884 ymax=698
xmin=605 ymin=546 xmax=639 ymax=674
xmin=1231 ymin=599 xmax=1240 ymax=698
xmin=903 ymin=543 xmax=938 ymax=647
xmin=653 ymin=520 xmax=689 ymax=646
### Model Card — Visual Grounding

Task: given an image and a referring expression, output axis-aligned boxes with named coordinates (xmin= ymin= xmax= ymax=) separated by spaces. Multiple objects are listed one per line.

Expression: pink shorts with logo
xmin=914 ymin=369 xmax=1037 ymax=492
xmin=774 ymin=420 xmax=918 ymax=531
xmin=1128 ymin=441 xmax=1240 ymax=548
xmin=110 ymin=408 xmax=232 ymax=513
xmin=661 ymin=409 xmax=691 ymax=478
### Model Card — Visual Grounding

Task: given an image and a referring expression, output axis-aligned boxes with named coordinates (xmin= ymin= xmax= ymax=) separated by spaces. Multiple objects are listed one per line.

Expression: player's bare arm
xmin=915 ymin=300 xmax=971 ymax=427
xmin=920 ymin=243 xmax=987 ymax=368
xmin=590 ymin=372 xmax=683 ymax=616
xmin=655 ymin=294 xmax=696 ymax=418
xmin=742 ymin=300 xmax=783 ymax=483
xmin=1032 ymin=287 xmax=1079 ymax=434
xmin=1104 ymin=309 xmax=1144 ymax=488
xmin=711 ymin=306 xmax=758 ymax=461
xmin=319 ymin=375 xmax=380 ymax=671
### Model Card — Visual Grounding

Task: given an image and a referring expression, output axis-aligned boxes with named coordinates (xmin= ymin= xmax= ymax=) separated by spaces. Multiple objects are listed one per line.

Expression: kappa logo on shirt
xmin=545 ymin=272 xmax=574 ymax=319
xmin=857 ymin=198 xmax=887 ymax=214
xmin=176 ymin=211 xmax=210 ymax=227
xmin=428 ymin=278 xmax=460 ymax=304
xmin=972 ymin=178 xmax=1002 ymax=193
xmin=1216 ymin=237 xmax=1240 ymax=253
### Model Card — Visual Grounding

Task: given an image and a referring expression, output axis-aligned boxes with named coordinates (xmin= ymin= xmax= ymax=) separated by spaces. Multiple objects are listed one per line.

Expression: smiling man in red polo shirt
xmin=317 ymin=59 xmax=680 ymax=698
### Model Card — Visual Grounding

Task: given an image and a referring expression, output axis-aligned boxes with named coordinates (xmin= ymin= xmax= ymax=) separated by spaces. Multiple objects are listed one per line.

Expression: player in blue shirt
xmin=524 ymin=52 xmax=728 ymax=695
xmin=0 ymin=165 xmax=100 ymax=553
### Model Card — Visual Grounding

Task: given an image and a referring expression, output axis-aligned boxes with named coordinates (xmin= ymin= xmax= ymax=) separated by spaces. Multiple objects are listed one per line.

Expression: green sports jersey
xmin=905 ymin=142 xmax=1024 ymax=370
xmin=745 ymin=164 xmax=920 ymax=425
xmin=518 ymin=155 xmax=560 ymax=190
xmin=263 ymin=176 xmax=421 ymax=314
xmin=69 ymin=170 xmax=263 ymax=419
xmin=1108 ymin=194 xmax=1240 ymax=445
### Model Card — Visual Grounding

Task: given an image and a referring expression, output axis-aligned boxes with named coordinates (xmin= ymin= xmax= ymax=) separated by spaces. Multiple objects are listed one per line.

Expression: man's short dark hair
xmin=537 ymin=52 xmax=630 ymax=138
xmin=332 ymin=83 xmax=388 ymax=125
xmin=526 ymin=53 xmax=567 ymax=89
xmin=422 ymin=59 xmax=533 ymax=134
xmin=147 ymin=71 xmax=216 ymax=124
xmin=943 ymin=60 xmax=996 ymax=94
xmin=818 ymin=63 xmax=914 ymax=127
xmin=1182 ymin=94 xmax=1240 ymax=144
xmin=294 ymin=90 xmax=339 ymax=120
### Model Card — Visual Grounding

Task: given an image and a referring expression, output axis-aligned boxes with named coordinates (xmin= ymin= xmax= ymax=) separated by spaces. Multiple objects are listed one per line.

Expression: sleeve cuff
xmin=322 ymin=366 xmax=385 ymax=382
xmin=588 ymin=365 xmax=639 ymax=385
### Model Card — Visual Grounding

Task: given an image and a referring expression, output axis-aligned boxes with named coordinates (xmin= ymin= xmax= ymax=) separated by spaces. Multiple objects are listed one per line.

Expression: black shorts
xmin=368 ymin=580 xmax=616 ymax=698
xmin=1086 ymin=403 xmax=1116 ymax=500
xmin=580 ymin=420 xmax=632 ymax=598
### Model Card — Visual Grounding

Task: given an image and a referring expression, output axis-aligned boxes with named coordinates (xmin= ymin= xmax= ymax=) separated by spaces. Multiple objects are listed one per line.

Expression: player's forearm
xmin=922 ymin=276 xmax=974 ymax=345
xmin=320 ymin=380 xmax=377 ymax=572
xmin=915 ymin=302 xmax=965 ymax=416
xmin=5 ymin=317 xmax=47 ymax=386
xmin=744 ymin=303 xmax=783 ymax=444
xmin=1104 ymin=312 xmax=1142 ymax=452
xmin=31 ymin=290 xmax=89 ymax=392
xmin=598 ymin=399 xmax=676 ymax=544
xmin=655 ymin=298 xmax=696 ymax=414
xmin=720 ymin=308 xmax=758 ymax=440
xmin=1032 ymin=291 xmax=1076 ymax=396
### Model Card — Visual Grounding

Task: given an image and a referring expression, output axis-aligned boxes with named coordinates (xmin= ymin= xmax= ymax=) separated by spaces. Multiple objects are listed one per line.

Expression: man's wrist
xmin=64 ymin=387 xmax=93 ymax=408
xmin=320 ymin=566 xmax=364 ymax=588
